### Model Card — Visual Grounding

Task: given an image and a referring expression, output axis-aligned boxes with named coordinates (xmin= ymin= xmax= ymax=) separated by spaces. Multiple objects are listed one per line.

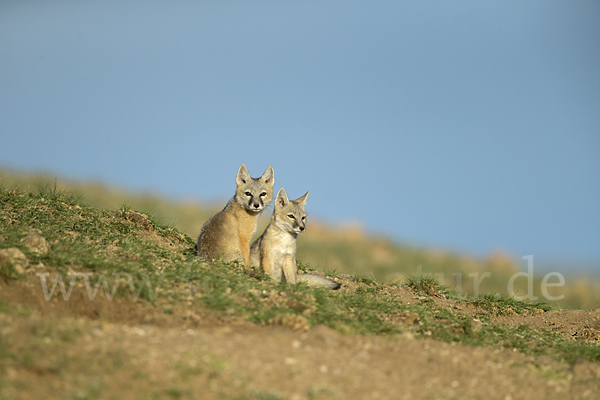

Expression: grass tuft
xmin=405 ymin=275 xmax=446 ymax=297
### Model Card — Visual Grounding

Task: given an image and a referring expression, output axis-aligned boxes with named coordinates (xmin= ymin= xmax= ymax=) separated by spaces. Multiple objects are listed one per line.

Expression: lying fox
xmin=250 ymin=188 xmax=341 ymax=290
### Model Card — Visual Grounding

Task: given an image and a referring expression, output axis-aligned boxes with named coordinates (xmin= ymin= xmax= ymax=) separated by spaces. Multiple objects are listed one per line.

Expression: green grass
xmin=1 ymin=186 xmax=599 ymax=366
xmin=0 ymin=301 xmax=31 ymax=317
xmin=0 ymin=185 xmax=187 ymax=302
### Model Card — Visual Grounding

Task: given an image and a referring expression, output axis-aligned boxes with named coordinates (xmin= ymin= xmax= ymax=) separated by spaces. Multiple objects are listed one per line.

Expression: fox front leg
xmin=282 ymin=255 xmax=297 ymax=284
xmin=260 ymin=253 xmax=276 ymax=282
xmin=271 ymin=261 xmax=284 ymax=283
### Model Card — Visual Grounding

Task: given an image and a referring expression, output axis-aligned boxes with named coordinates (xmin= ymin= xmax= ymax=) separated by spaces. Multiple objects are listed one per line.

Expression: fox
xmin=197 ymin=164 xmax=274 ymax=264
xmin=250 ymin=188 xmax=341 ymax=290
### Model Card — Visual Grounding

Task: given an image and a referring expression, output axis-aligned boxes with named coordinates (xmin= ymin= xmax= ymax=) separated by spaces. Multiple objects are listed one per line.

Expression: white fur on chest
xmin=267 ymin=229 xmax=296 ymax=258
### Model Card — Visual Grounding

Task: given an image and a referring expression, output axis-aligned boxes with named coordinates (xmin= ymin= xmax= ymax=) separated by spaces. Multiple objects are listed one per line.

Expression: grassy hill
xmin=1 ymin=176 xmax=599 ymax=399
xmin=1 ymin=167 xmax=598 ymax=309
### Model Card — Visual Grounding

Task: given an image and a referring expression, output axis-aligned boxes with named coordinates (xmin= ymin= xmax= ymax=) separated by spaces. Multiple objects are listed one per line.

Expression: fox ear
xmin=276 ymin=187 xmax=288 ymax=207
xmin=297 ymin=191 xmax=309 ymax=206
xmin=236 ymin=164 xmax=250 ymax=185
xmin=261 ymin=166 xmax=274 ymax=187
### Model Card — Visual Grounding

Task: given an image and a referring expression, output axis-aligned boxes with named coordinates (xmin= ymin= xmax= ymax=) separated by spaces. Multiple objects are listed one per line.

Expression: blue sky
xmin=1 ymin=1 xmax=599 ymax=271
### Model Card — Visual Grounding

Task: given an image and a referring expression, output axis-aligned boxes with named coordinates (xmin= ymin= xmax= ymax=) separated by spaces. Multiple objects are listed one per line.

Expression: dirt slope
xmin=1 ymin=276 xmax=599 ymax=400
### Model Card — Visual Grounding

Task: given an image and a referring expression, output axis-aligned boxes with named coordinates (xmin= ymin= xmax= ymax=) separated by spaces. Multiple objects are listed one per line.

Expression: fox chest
xmin=268 ymin=235 xmax=296 ymax=262
xmin=233 ymin=214 xmax=259 ymax=246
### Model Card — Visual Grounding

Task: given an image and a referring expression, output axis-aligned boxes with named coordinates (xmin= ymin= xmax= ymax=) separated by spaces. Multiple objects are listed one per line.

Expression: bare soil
xmin=1 ymin=275 xmax=599 ymax=400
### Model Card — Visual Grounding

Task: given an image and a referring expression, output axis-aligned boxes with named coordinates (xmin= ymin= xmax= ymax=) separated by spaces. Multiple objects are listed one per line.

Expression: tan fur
xmin=197 ymin=164 xmax=274 ymax=264
xmin=250 ymin=188 xmax=340 ymax=290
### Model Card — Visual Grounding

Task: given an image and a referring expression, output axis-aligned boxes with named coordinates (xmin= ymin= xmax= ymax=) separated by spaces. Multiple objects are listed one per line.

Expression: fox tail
xmin=296 ymin=274 xmax=341 ymax=290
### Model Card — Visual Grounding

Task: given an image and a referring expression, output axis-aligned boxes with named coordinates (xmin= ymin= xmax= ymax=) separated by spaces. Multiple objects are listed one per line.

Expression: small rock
xmin=284 ymin=357 xmax=298 ymax=365
xmin=471 ymin=319 xmax=484 ymax=332
xmin=21 ymin=231 xmax=51 ymax=254
xmin=0 ymin=248 xmax=29 ymax=274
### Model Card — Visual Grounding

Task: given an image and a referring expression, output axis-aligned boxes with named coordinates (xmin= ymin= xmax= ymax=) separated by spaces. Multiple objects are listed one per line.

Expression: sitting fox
xmin=197 ymin=164 xmax=274 ymax=264
xmin=250 ymin=188 xmax=341 ymax=290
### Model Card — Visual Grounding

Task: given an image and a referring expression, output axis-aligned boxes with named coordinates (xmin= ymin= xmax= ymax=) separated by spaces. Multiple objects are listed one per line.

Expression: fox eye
xmin=260 ymin=192 xmax=267 ymax=197
xmin=287 ymin=214 xmax=295 ymax=219
xmin=244 ymin=192 xmax=252 ymax=197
